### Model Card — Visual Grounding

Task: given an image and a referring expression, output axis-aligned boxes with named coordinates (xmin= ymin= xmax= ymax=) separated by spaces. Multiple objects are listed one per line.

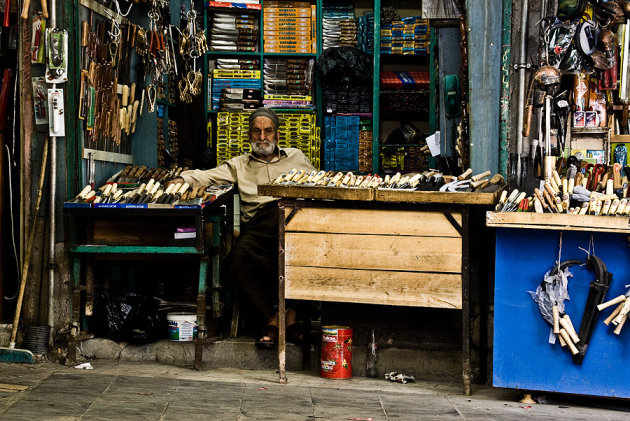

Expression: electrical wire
xmin=4 ymin=145 xmax=19 ymax=301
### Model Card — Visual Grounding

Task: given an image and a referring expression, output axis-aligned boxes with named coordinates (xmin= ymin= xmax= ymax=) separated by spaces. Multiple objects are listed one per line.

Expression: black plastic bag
xmin=94 ymin=293 xmax=164 ymax=344
xmin=316 ymin=47 xmax=373 ymax=84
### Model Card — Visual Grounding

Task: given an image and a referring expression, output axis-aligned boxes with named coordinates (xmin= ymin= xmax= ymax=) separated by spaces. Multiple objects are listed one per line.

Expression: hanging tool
xmin=515 ymin=0 xmax=530 ymax=185
xmin=3 ymin=0 xmax=10 ymax=27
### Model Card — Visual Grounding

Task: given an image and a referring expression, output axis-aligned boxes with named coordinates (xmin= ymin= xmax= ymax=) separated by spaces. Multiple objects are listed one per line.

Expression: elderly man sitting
xmin=171 ymin=108 xmax=315 ymax=348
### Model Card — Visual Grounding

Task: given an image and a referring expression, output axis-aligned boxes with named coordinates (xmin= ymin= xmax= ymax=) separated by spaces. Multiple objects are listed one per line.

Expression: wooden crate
xmin=283 ymin=206 xmax=463 ymax=309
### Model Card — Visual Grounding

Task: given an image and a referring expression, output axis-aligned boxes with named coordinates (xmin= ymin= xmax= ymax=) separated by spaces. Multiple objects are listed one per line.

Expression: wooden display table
xmin=260 ymin=185 xmax=503 ymax=395
xmin=64 ymin=188 xmax=234 ymax=370
xmin=487 ymin=211 xmax=630 ymax=398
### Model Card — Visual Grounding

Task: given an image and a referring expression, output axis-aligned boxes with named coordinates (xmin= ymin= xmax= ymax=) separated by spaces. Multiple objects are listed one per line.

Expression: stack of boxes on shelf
xmin=216 ymin=112 xmax=320 ymax=168
xmin=380 ymin=145 xmax=427 ymax=173
xmin=263 ymin=58 xmax=313 ymax=109
xmin=380 ymin=71 xmax=430 ymax=114
xmin=357 ymin=12 xmax=375 ymax=54
xmin=381 ymin=17 xmax=429 ymax=55
xmin=263 ymin=1 xmax=316 ymax=53
xmin=210 ymin=69 xmax=261 ymax=111
xmin=209 ymin=13 xmax=259 ymax=52
xmin=323 ymin=84 xmax=371 ymax=114
xmin=324 ymin=115 xmax=360 ymax=171
xmin=359 ymin=119 xmax=373 ymax=172
xmin=322 ymin=4 xmax=355 ymax=50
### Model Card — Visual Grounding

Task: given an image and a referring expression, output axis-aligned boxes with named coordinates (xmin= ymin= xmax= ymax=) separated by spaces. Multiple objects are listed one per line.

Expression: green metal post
xmin=499 ymin=0 xmax=512 ymax=178
xmin=66 ymin=0 xmax=81 ymax=197
xmin=372 ymin=1 xmax=381 ymax=172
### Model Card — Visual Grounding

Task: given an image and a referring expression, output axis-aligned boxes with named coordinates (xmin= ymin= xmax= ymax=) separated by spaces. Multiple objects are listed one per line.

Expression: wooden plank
xmin=486 ymin=211 xmax=630 ymax=233
xmin=376 ymin=188 xmax=502 ymax=205
xmin=285 ymin=207 xmax=462 ymax=237
xmin=0 ymin=383 xmax=29 ymax=392
xmin=285 ymin=266 xmax=462 ymax=309
xmin=258 ymin=184 xmax=374 ymax=201
xmin=285 ymin=232 xmax=462 ymax=273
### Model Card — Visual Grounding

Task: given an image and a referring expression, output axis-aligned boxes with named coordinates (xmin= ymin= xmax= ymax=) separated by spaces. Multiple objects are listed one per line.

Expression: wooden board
xmin=285 ymin=207 xmax=462 ymax=237
xmin=486 ymin=211 xmax=630 ymax=233
xmin=285 ymin=266 xmax=462 ymax=308
xmin=258 ymin=184 xmax=374 ymax=201
xmin=375 ymin=188 xmax=502 ymax=205
xmin=285 ymin=232 xmax=462 ymax=273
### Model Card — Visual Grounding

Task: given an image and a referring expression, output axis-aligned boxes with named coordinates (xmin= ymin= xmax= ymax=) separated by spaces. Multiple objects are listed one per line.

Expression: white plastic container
xmin=167 ymin=312 xmax=197 ymax=341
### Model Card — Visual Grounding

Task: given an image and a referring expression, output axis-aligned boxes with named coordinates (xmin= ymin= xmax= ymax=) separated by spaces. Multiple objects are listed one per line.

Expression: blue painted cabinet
xmin=493 ymin=225 xmax=630 ymax=398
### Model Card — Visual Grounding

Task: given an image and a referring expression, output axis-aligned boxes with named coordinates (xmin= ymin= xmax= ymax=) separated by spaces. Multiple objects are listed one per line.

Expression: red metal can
xmin=320 ymin=326 xmax=353 ymax=379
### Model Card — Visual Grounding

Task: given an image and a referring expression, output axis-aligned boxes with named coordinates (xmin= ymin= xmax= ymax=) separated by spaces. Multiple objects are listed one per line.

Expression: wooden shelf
xmin=206 ymin=51 xmax=261 ymax=56
xmin=262 ymin=52 xmax=317 ymax=57
xmin=571 ymin=127 xmax=610 ymax=135
xmin=485 ymin=211 xmax=630 ymax=233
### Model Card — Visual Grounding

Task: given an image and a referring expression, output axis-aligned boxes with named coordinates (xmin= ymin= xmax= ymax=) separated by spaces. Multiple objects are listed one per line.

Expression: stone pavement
xmin=0 ymin=361 xmax=629 ymax=420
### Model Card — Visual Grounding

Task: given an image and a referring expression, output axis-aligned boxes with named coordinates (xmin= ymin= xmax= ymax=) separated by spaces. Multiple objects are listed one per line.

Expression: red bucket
xmin=320 ymin=326 xmax=353 ymax=379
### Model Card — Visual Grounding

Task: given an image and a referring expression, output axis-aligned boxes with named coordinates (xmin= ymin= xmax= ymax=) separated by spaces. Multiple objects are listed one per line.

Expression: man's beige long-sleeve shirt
xmin=180 ymin=147 xmax=315 ymax=223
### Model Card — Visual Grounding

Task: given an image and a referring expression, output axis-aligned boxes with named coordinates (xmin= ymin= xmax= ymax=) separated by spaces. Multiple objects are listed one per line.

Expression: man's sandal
xmin=255 ymin=325 xmax=278 ymax=349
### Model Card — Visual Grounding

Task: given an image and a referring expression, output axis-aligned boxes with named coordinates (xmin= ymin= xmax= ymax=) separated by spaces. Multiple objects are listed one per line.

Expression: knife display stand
xmin=64 ymin=190 xmax=234 ymax=370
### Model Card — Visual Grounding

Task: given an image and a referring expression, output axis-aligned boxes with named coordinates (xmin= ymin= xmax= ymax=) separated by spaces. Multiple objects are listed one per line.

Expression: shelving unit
xmin=202 ymin=1 xmax=462 ymax=174
xmin=203 ymin=0 xmax=322 ymax=167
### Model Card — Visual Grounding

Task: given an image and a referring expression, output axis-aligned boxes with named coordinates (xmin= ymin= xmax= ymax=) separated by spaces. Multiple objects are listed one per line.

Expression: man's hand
xmin=167 ymin=177 xmax=185 ymax=187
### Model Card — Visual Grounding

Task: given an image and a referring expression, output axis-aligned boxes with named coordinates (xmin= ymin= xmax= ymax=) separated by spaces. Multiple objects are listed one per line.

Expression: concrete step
xmin=74 ymin=336 xmax=463 ymax=380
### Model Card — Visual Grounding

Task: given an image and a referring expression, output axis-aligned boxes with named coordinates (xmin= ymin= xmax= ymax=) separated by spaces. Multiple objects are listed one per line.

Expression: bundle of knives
xmin=322 ymin=4 xmax=354 ymax=50
xmin=271 ymin=168 xmax=504 ymax=193
xmin=498 ymin=162 xmax=630 ymax=215
xmin=215 ymin=58 xmax=260 ymax=70
xmin=68 ymin=165 xmax=230 ymax=206
xmin=219 ymin=88 xmax=262 ymax=111
xmin=263 ymin=58 xmax=312 ymax=98
xmin=209 ymin=12 xmax=258 ymax=52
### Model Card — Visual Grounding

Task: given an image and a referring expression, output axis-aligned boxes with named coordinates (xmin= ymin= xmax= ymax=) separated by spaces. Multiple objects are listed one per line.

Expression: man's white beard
xmin=252 ymin=141 xmax=275 ymax=156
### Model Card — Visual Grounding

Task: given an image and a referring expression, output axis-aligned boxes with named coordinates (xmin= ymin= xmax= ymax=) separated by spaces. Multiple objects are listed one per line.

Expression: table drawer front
xmin=285 ymin=266 xmax=462 ymax=309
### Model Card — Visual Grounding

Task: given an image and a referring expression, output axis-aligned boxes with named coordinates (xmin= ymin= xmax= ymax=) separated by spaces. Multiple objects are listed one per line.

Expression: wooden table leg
xmin=194 ymin=258 xmax=208 ymax=371
xmin=278 ymin=203 xmax=287 ymax=384
xmin=67 ymin=256 xmax=82 ymax=365
xmin=462 ymin=209 xmax=472 ymax=396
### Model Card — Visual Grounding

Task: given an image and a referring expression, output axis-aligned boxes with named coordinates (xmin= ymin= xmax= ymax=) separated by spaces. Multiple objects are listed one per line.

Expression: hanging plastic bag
xmin=546 ymin=21 xmax=578 ymax=69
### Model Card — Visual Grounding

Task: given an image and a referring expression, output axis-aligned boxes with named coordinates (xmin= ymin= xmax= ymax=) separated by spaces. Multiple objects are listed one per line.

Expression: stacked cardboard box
xmin=322 ymin=4 xmax=354 ymax=50
xmin=380 ymin=17 xmax=429 ymax=55
xmin=359 ymin=119 xmax=373 ymax=172
xmin=324 ymin=115 xmax=360 ymax=171
xmin=216 ymin=111 xmax=320 ymax=168
xmin=357 ymin=12 xmax=374 ymax=54
xmin=263 ymin=58 xmax=313 ymax=108
xmin=209 ymin=70 xmax=261 ymax=111
xmin=264 ymin=1 xmax=315 ymax=53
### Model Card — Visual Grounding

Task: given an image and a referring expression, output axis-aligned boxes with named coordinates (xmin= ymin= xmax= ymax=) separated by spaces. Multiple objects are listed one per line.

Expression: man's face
xmin=250 ymin=116 xmax=278 ymax=156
